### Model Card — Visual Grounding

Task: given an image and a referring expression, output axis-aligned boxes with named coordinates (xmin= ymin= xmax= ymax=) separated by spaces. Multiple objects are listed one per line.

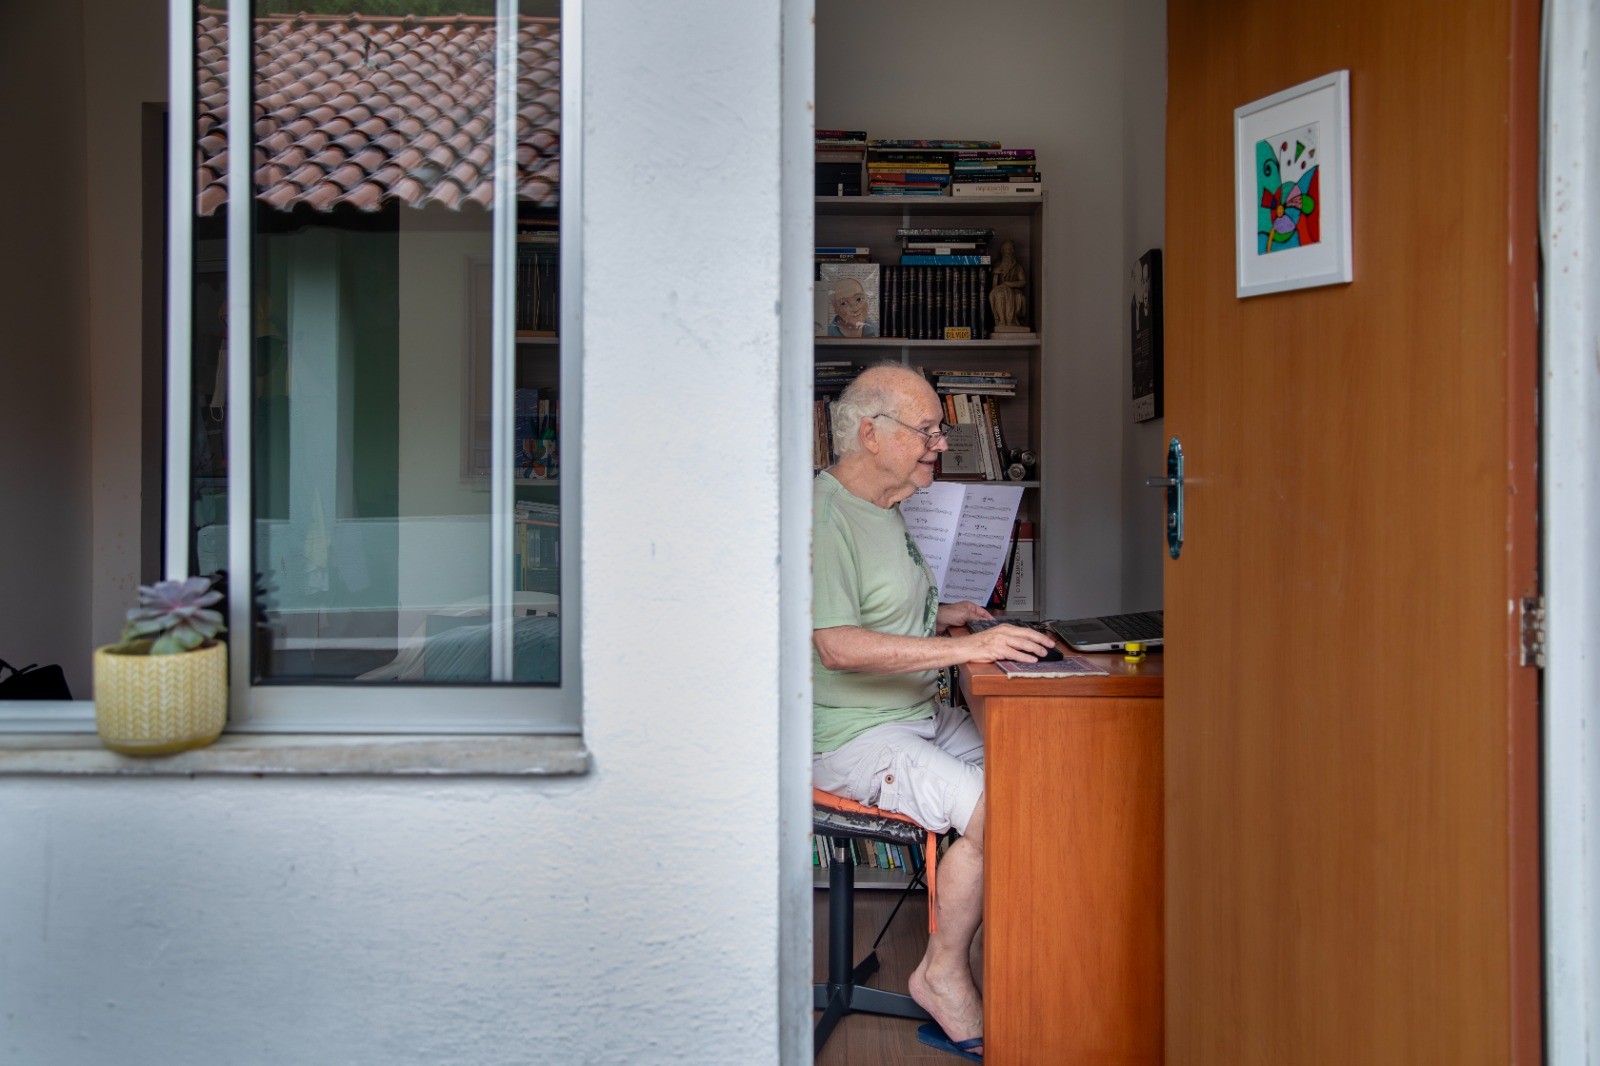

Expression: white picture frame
xmin=1234 ymin=70 xmax=1353 ymax=298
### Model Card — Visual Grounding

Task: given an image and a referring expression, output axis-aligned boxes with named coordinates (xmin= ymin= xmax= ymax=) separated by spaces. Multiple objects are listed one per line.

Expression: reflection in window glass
xmin=192 ymin=2 xmax=561 ymax=687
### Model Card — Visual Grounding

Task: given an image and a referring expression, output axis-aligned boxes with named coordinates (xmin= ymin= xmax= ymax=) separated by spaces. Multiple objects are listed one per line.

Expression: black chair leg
xmin=813 ymin=835 xmax=930 ymax=1058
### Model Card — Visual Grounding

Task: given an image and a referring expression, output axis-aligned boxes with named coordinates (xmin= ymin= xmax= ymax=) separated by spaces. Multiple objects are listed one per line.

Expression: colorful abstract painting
xmin=1256 ymin=123 xmax=1320 ymax=254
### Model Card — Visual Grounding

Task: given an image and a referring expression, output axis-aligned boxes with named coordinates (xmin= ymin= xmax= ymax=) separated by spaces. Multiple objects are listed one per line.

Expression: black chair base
xmin=813 ymin=834 xmax=931 ymax=1057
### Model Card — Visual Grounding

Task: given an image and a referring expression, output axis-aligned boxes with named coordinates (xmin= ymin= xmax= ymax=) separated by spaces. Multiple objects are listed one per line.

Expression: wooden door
xmin=1163 ymin=1 xmax=1542 ymax=1063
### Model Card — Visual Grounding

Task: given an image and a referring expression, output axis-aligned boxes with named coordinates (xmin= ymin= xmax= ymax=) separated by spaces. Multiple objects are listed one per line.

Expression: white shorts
xmin=812 ymin=703 xmax=985 ymax=836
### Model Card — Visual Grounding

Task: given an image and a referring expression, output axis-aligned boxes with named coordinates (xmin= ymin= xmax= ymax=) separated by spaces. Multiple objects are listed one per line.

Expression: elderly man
xmin=812 ymin=363 xmax=1053 ymax=1058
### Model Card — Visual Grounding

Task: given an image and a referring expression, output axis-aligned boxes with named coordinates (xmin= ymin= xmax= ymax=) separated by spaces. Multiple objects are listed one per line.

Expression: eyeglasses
xmin=871 ymin=413 xmax=952 ymax=448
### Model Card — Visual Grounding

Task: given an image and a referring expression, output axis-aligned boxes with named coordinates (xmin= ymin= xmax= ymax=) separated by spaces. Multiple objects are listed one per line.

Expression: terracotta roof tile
xmin=196 ymin=9 xmax=559 ymax=214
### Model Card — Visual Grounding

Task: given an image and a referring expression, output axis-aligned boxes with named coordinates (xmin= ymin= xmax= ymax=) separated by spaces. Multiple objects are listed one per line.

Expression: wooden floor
xmin=813 ymin=887 xmax=951 ymax=1066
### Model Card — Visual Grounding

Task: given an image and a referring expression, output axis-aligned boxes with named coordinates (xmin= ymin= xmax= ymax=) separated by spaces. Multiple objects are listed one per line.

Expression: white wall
xmin=0 ymin=3 xmax=796 ymax=1064
xmin=816 ymin=0 xmax=1140 ymax=616
xmin=1542 ymin=0 xmax=1600 ymax=1059
xmin=0 ymin=3 xmax=94 ymax=696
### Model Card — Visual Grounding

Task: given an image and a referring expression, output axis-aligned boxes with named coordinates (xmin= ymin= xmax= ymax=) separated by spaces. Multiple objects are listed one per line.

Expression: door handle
xmin=1143 ymin=437 xmax=1184 ymax=559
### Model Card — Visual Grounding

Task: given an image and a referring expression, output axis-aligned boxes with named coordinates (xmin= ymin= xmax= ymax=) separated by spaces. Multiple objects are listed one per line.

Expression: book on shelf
xmin=901 ymin=254 xmax=991 ymax=266
xmin=937 ymin=422 xmax=986 ymax=478
xmin=1005 ymin=521 xmax=1036 ymax=611
xmin=903 ymin=240 xmax=983 ymax=250
xmin=815 ymin=263 xmax=881 ymax=338
xmin=879 ymin=264 xmax=990 ymax=340
xmin=897 ymin=228 xmax=996 ymax=240
xmin=944 ymin=393 xmax=1004 ymax=479
xmin=869 ymin=138 xmax=1001 ymax=149
xmin=951 ymin=182 xmax=1042 ymax=197
xmin=900 ymin=482 xmax=1024 ymax=603
xmin=868 ymin=172 xmax=951 ymax=184
xmin=953 ymin=148 xmax=1037 ymax=159
xmin=515 ymin=243 xmax=559 ymax=334
xmin=952 ymin=176 xmax=1042 ymax=187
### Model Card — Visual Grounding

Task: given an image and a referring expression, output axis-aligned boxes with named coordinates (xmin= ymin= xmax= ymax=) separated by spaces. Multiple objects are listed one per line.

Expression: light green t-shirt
xmin=812 ymin=471 xmax=940 ymax=753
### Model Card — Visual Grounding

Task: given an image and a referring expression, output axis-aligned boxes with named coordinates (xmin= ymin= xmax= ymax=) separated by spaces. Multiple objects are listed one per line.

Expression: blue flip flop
xmin=916 ymin=1021 xmax=983 ymax=1062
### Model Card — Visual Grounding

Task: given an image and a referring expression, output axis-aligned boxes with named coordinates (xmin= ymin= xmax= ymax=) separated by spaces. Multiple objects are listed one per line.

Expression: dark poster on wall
xmin=1131 ymin=248 xmax=1164 ymax=422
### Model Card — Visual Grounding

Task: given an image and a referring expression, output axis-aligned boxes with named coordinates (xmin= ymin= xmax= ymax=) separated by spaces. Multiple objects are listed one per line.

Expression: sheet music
xmin=900 ymin=483 xmax=1024 ymax=603
xmin=898 ymin=482 xmax=966 ymax=592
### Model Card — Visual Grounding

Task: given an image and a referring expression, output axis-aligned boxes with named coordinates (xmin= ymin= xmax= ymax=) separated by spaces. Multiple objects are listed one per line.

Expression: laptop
xmin=1047 ymin=610 xmax=1163 ymax=652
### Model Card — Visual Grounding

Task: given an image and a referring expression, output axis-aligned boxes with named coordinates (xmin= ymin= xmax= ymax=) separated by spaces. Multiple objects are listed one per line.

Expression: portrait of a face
xmin=831 ymin=277 xmax=868 ymax=325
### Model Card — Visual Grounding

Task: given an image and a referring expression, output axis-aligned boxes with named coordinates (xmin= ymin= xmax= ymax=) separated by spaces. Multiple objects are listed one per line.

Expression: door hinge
xmin=1519 ymin=596 xmax=1546 ymax=669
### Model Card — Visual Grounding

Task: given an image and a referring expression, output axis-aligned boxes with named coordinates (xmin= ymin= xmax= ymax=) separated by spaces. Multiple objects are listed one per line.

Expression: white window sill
xmin=0 ymin=732 xmax=590 ymax=776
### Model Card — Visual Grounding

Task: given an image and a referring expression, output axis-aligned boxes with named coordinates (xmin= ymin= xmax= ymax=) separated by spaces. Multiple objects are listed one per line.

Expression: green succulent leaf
xmin=126 ymin=575 xmax=226 ymax=653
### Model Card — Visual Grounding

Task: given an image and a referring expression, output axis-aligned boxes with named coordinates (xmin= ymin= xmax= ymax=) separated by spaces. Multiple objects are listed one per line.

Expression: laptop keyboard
xmin=1099 ymin=612 xmax=1163 ymax=641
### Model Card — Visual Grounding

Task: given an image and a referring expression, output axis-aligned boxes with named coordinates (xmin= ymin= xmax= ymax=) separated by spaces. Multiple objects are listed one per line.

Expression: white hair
xmin=830 ymin=362 xmax=922 ymax=457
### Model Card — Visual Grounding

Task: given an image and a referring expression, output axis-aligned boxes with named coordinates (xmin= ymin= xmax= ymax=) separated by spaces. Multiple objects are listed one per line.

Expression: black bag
xmin=0 ymin=658 xmax=73 ymax=700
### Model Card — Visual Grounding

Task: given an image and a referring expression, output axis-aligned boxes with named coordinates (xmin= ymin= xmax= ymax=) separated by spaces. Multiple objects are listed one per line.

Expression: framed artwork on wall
xmin=1131 ymin=248 xmax=1163 ymax=422
xmin=1234 ymin=70 xmax=1353 ymax=297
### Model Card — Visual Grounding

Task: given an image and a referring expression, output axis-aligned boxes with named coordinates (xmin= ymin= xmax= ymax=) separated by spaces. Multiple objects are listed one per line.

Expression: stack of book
xmin=865 ymin=139 xmax=991 ymax=196
xmin=815 ymin=129 xmax=866 ymax=196
xmin=513 ymin=500 xmax=560 ymax=593
xmin=951 ymin=147 xmax=1042 ymax=197
xmin=932 ymin=373 xmax=1015 ymax=482
xmin=878 ymin=228 xmax=995 ymax=340
xmin=515 ymin=220 xmax=559 ymax=334
xmin=812 ymin=361 xmax=862 ymax=470
xmin=814 ymin=245 xmax=870 ymax=275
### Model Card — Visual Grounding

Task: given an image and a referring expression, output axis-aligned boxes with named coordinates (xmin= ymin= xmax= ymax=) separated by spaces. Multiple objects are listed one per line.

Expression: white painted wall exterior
xmin=1542 ymin=0 xmax=1600 ymax=1059
xmin=0 ymin=2 xmax=799 ymax=1063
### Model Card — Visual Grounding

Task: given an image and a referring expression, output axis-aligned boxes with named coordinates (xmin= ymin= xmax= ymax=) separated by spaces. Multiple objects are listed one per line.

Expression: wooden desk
xmin=959 ymin=648 xmax=1164 ymax=1065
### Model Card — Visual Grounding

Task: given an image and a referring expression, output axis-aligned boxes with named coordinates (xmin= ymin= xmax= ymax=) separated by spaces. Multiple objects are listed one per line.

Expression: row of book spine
xmin=515 ymin=241 xmax=558 ymax=334
xmin=881 ymin=264 xmax=991 ymax=340
xmin=937 ymin=391 xmax=1011 ymax=482
xmin=813 ymin=834 xmax=927 ymax=874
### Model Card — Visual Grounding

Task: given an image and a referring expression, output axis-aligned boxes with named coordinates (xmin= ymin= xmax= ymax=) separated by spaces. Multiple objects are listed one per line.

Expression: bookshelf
xmin=812 ymin=833 xmax=931 ymax=891
xmin=815 ymin=192 xmax=1048 ymax=620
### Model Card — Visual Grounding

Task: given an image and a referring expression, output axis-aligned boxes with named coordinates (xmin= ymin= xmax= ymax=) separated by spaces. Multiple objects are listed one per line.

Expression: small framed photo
xmin=1234 ymin=70 xmax=1352 ymax=298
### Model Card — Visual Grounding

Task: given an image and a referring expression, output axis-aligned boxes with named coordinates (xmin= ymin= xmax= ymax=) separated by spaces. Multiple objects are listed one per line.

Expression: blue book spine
xmin=900 ymin=254 xmax=992 ymax=266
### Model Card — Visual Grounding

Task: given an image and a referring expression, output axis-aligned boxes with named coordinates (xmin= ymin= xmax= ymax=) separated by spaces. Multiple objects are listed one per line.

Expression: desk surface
xmin=960 ymin=649 xmax=1163 ymax=699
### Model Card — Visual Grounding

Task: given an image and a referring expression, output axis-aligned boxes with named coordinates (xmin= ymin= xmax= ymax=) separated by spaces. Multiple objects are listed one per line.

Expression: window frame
xmin=190 ymin=0 xmax=580 ymax=735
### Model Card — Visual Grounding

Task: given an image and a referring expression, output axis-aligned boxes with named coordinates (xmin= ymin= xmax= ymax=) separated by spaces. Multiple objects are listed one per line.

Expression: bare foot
xmin=908 ymin=958 xmax=983 ymax=1048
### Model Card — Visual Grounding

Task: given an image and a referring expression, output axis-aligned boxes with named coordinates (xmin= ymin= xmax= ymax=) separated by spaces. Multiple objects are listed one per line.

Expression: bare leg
xmin=908 ymin=797 xmax=985 ymax=1048
xmin=969 ymin=922 xmax=984 ymax=995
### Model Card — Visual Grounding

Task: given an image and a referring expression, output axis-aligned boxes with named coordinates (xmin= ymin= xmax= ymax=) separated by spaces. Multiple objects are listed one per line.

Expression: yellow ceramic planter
xmin=93 ymin=640 xmax=228 ymax=755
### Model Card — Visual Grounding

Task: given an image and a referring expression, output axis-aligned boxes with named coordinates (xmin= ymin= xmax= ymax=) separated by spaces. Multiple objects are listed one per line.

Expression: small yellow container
xmin=93 ymin=640 xmax=228 ymax=755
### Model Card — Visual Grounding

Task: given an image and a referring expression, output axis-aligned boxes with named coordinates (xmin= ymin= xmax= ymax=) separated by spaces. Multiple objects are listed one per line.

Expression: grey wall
xmin=1120 ymin=0 xmax=1168 ymax=609
xmin=816 ymin=0 xmax=1166 ymax=616
xmin=0 ymin=3 xmax=93 ymax=696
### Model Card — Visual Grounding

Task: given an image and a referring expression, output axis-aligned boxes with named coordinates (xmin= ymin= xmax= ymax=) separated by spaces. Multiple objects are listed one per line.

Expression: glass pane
xmin=191 ymin=2 xmax=229 ymax=578
xmin=225 ymin=1 xmax=562 ymax=686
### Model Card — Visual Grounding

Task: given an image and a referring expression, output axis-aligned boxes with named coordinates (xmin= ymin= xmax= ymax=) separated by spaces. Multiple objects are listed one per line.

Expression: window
xmin=173 ymin=0 xmax=578 ymax=731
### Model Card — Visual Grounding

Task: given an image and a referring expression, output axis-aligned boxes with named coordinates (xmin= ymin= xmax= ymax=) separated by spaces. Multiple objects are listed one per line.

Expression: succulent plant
xmin=120 ymin=577 xmax=227 ymax=655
